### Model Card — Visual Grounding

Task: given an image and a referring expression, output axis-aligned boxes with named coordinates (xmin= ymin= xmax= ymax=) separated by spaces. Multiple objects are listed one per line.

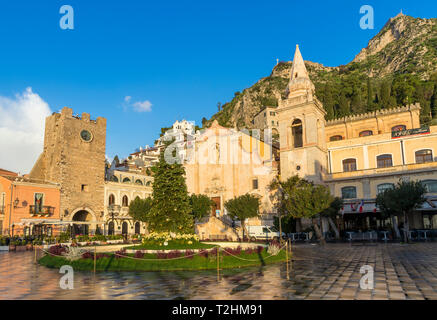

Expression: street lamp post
xmin=277 ymin=185 xmax=289 ymax=245
xmin=107 ymin=204 xmax=120 ymax=235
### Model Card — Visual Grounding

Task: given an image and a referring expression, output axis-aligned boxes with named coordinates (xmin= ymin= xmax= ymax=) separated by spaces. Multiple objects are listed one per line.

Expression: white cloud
xmin=0 ymin=87 xmax=51 ymax=174
xmin=132 ymin=100 xmax=152 ymax=113
xmin=124 ymin=96 xmax=131 ymax=102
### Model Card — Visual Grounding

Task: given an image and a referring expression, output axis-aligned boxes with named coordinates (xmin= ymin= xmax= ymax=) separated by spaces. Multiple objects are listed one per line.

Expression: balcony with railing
xmin=29 ymin=205 xmax=55 ymax=216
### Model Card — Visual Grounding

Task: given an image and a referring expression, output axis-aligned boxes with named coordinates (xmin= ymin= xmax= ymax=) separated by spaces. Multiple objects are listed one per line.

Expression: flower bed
xmin=126 ymin=232 xmax=212 ymax=250
xmin=38 ymin=243 xmax=288 ymax=271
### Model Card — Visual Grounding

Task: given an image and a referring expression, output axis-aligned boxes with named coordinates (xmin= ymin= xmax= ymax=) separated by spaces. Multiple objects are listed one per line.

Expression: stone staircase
xmin=195 ymin=216 xmax=242 ymax=241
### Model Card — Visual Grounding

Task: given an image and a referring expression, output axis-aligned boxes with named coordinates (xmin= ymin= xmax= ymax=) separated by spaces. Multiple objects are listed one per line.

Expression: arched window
xmin=122 ymin=195 xmax=129 ymax=207
xmin=377 ymin=183 xmax=395 ymax=194
xmin=110 ymin=175 xmax=119 ymax=182
xmin=292 ymin=119 xmax=303 ymax=148
xmin=377 ymin=154 xmax=393 ymax=168
xmin=359 ymin=130 xmax=373 ymax=137
xmin=343 ymin=159 xmax=357 ymax=172
xmin=330 ymin=135 xmax=343 ymax=142
xmin=135 ymin=179 xmax=143 ymax=185
xmin=415 ymin=149 xmax=433 ymax=164
xmin=392 ymin=125 xmax=406 ymax=132
xmin=146 ymin=181 xmax=152 ymax=187
xmin=122 ymin=177 xmax=131 ymax=183
xmin=108 ymin=194 xmax=115 ymax=206
xmin=122 ymin=222 xmax=128 ymax=235
xmin=422 ymin=180 xmax=437 ymax=193
xmin=135 ymin=222 xmax=140 ymax=235
xmin=108 ymin=222 xmax=114 ymax=235
xmin=341 ymin=186 xmax=357 ymax=199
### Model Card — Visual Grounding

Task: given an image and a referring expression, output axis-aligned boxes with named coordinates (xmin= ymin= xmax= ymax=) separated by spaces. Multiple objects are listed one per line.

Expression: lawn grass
xmin=38 ymin=250 xmax=288 ymax=272
xmin=125 ymin=241 xmax=216 ymax=250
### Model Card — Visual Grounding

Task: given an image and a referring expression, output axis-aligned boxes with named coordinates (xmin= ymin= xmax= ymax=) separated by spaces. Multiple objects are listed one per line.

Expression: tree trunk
xmin=404 ymin=211 xmax=410 ymax=243
xmin=327 ymin=217 xmax=340 ymax=239
xmin=296 ymin=218 xmax=303 ymax=232
xmin=392 ymin=215 xmax=401 ymax=239
xmin=312 ymin=217 xmax=326 ymax=246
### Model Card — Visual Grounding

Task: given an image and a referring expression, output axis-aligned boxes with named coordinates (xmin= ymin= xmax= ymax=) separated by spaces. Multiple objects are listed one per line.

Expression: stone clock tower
xmin=277 ymin=45 xmax=328 ymax=183
xmin=30 ymin=107 xmax=106 ymax=232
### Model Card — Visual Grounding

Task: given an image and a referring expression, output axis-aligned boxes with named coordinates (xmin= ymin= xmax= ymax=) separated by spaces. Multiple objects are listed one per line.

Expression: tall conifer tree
xmin=148 ymin=152 xmax=193 ymax=233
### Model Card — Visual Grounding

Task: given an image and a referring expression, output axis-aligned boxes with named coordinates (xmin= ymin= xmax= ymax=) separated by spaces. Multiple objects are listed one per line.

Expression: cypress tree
xmin=367 ymin=77 xmax=375 ymax=111
xmin=337 ymin=92 xmax=350 ymax=118
xmin=148 ymin=152 xmax=194 ymax=233
xmin=431 ymin=86 xmax=437 ymax=119
xmin=380 ymin=80 xmax=391 ymax=109
xmin=323 ymin=83 xmax=335 ymax=120
xmin=351 ymin=86 xmax=364 ymax=114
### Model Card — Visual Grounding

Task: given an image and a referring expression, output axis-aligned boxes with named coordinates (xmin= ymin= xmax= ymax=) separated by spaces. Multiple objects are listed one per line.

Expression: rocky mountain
xmin=205 ymin=14 xmax=437 ymax=129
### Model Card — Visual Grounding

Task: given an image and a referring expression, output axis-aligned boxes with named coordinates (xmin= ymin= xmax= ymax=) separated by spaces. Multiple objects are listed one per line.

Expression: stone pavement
xmin=286 ymin=242 xmax=437 ymax=300
xmin=1 ymin=242 xmax=437 ymax=299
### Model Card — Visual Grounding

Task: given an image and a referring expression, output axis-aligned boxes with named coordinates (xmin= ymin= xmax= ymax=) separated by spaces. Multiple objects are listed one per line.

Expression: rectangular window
xmin=377 ymin=155 xmax=393 ymax=168
xmin=81 ymin=184 xmax=89 ymax=192
xmin=0 ymin=193 xmax=5 ymax=214
xmin=341 ymin=187 xmax=357 ymax=199
xmin=34 ymin=193 xmax=44 ymax=213
xmin=343 ymin=159 xmax=357 ymax=172
xmin=252 ymin=179 xmax=259 ymax=190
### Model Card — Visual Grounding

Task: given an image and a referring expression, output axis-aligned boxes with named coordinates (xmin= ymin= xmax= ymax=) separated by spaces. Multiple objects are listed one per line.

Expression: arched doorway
xmin=134 ymin=222 xmax=140 ymax=234
xmin=122 ymin=222 xmax=128 ymax=235
xmin=108 ymin=221 xmax=114 ymax=235
xmin=72 ymin=210 xmax=92 ymax=235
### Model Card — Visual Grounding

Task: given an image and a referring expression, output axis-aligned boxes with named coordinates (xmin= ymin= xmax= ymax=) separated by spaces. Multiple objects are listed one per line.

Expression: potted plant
xmin=16 ymin=239 xmax=27 ymax=251
xmin=0 ymin=237 xmax=9 ymax=251
xmin=9 ymin=240 xmax=16 ymax=251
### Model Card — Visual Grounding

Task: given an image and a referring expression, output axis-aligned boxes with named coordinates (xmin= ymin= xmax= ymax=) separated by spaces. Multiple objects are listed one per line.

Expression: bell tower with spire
xmin=277 ymin=45 xmax=328 ymax=183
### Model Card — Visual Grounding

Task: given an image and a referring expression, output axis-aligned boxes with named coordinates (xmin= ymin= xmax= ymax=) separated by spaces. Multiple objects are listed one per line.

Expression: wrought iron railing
xmin=29 ymin=205 xmax=55 ymax=216
xmin=0 ymin=205 xmax=4 ymax=215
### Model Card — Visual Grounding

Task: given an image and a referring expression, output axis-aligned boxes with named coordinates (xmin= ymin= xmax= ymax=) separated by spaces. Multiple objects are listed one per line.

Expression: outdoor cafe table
xmin=418 ymin=230 xmax=431 ymax=240
xmin=288 ymin=232 xmax=309 ymax=242
xmin=380 ymin=231 xmax=389 ymax=241
xmin=346 ymin=232 xmax=354 ymax=241
xmin=289 ymin=233 xmax=298 ymax=242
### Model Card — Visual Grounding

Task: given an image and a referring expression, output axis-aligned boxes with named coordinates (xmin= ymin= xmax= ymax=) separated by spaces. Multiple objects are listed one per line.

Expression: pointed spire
xmin=285 ymin=44 xmax=315 ymax=99
xmin=290 ymin=44 xmax=310 ymax=81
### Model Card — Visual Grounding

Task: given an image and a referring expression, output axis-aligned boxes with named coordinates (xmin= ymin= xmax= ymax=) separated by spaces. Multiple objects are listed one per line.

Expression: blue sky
xmin=0 ymin=0 xmax=436 ymax=172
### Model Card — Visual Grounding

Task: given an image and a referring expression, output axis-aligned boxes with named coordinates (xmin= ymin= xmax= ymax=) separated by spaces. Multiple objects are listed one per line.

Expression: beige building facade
xmin=275 ymin=45 xmax=437 ymax=232
xmin=104 ymin=170 xmax=152 ymax=235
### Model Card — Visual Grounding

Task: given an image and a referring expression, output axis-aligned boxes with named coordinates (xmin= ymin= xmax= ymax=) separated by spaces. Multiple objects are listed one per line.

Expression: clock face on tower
xmin=80 ymin=129 xmax=93 ymax=142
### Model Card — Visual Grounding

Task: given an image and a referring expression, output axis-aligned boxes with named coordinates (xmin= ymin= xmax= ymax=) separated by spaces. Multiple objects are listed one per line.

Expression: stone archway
xmin=122 ymin=221 xmax=128 ymax=235
xmin=72 ymin=210 xmax=92 ymax=235
xmin=108 ymin=221 xmax=114 ymax=235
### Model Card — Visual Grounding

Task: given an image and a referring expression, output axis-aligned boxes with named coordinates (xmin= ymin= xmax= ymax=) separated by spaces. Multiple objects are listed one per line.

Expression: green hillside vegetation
xmin=205 ymin=15 xmax=437 ymax=128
